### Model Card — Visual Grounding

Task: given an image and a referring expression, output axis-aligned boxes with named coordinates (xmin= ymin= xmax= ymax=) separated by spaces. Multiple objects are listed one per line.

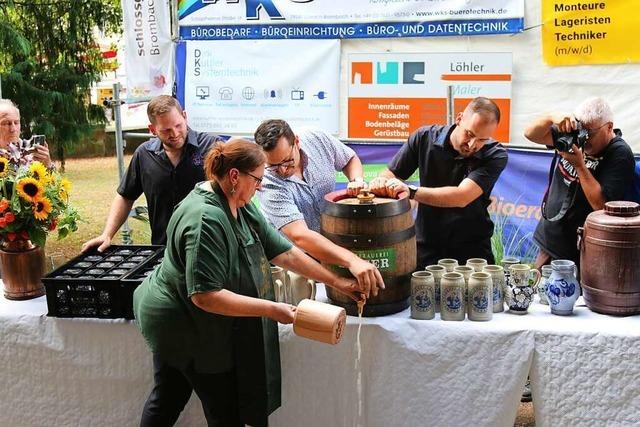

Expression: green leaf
xmin=30 ymin=227 xmax=47 ymax=248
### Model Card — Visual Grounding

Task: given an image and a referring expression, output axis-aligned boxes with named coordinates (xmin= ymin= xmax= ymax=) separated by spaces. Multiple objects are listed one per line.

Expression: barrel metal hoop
xmin=322 ymin=197 xmax=411 ymax=218
xmin=584 ymin=235 xmax=640 ymax=248
xmin=322 ymin=226 xmax=415 ymax=248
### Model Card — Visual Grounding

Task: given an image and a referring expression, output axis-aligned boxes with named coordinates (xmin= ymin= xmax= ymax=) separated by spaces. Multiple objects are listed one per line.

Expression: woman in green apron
xmin=133 ymin=139 xmax=380 ymax=427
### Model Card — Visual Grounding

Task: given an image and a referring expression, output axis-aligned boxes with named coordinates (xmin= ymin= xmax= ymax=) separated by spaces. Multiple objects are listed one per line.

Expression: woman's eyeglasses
xmin=242 ymin=171 xmax=263 ymax=186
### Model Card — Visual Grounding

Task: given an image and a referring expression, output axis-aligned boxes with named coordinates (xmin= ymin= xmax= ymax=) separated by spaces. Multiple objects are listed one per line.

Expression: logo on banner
xmin=193 ymin=0 xmax=315 ymax=20
xmin=351 ymin=62 xmax=426 ymax=85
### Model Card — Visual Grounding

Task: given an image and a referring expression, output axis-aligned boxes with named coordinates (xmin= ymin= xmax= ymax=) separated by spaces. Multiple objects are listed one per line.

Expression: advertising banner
xmin=121 ymin=0 xmax=174 ymax=101
xmin=176 ymin=39 xmax=339 ymax=134
xmin=542 ymin=0 xmax=640 ymax=66
xmin=178 ymin=0 xmax=524 ymax=40
xmin=347 ymin=52 xmax=512 ymax=142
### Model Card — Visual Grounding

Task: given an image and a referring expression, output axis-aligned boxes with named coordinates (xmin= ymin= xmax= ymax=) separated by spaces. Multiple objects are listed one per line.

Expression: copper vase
xmin=0 ymin=239 xmax=45 ymax=300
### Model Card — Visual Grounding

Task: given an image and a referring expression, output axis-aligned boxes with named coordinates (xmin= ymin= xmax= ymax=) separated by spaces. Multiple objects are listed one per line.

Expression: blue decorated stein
xmin=426 ymin=265 xmax=446 ymax=313
xmin=546 ymin=260 xmax=580 ymax=315
xmin=483 ymin=265 xmax=505 ymax=313
xmin=411 ymin=271 xmax=435 ymax=320
xmin=440 ymin=272 xmax=465 ymax=321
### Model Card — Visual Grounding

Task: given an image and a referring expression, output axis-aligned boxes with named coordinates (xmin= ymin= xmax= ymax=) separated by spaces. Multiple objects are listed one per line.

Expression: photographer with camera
xmin=524 ymin=97 xmax=635 ymax=269
xmin=0 ymin=99 xmax=53 ymax=169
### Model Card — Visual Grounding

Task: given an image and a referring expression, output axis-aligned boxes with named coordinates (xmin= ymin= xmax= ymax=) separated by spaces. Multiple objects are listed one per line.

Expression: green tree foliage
xmin=0 ymin=0 xmax=122 ymax=170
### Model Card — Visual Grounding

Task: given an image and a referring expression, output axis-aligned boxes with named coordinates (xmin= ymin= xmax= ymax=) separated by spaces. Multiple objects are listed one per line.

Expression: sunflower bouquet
xmin=0 ymin=158 xmax=79 ymax=248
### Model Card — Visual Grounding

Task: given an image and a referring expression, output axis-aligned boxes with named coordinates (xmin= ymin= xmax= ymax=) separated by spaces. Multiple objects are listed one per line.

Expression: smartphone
xmin=31 ymin=135 xmax=46 ymax=146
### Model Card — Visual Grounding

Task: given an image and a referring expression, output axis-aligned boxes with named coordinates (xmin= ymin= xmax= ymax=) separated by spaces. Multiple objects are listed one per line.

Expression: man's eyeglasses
xmin=266 ymin=144 xmax=295 ymax=171
xmin=242 ymin=171 xmax=263 ymax=186
xmin=584 ymin=122 xmax=609 ymax=136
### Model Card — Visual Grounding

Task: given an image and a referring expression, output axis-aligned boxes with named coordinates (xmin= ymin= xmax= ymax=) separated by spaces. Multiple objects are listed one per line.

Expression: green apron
xmin=216 ymin=184 xmax=281 ymax=427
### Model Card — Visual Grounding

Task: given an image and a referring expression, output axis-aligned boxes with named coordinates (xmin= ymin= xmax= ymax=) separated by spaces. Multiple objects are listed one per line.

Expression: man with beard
xmin=82 ymin=95 xmax=220 ymax=249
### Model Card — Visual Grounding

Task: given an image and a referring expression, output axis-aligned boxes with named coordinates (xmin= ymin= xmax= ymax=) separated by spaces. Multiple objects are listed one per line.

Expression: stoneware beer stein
xmin=483 ymin=265 xmax=505 ymax=313
xmin=545 ymin=260 xmax=580 ymax=315
xmin=440 ymin=272 xmax=465 ymax=321
xmin=270 ymin=266 xmax=288 ymax=303
xmin=501 ymin=256 xmax=521 ymax=291
xmin=467 ymin=272 xmax=493 ymax=321
xmin=505 ymin=264 xmax=541 ymax=314
xmin=466 ymin=258 xmax=488 ymax=272
xmin=538 ymin=265 xmax=553 ymax=305
xmin=501 ymin=256 xmax=521 ymax=269
xmin=286 ymin=271 xmax=317 ymax=306
xmin=425 ymin=264 xmax=446 ymax=312
xmin=437 ymin=258 xmax=458 ymax=272
xmin=411 ymin=271 xmax=435 ymax=320
xmin=454 ymin=265 xmax=474 ymax=304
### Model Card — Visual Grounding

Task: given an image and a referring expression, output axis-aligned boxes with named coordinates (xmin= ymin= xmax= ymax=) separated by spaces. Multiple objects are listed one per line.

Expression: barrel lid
xmin=323 ymin=189 xmax=410 ymax=218
xmin=335 ymin=196 xmax=395 ymax=206
xmin=604 ymin=201 xmax=640 ymax=217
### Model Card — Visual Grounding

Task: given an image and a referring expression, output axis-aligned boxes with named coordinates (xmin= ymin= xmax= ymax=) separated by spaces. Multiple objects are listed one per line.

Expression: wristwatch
xmin=408 ymin=185 xmax=418 ymax=200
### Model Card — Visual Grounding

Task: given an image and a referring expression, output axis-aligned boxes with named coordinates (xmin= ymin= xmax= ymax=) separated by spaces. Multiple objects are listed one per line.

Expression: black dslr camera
xmin=554 ymin=120 xmax=589 ymax=152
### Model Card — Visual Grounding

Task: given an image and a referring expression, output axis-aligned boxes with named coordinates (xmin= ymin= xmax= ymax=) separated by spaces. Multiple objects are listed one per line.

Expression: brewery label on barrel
xmin=331 ymin=248 xmax=396 ymax=273
xmin=354 ymin=248 xmax=396 ymax=271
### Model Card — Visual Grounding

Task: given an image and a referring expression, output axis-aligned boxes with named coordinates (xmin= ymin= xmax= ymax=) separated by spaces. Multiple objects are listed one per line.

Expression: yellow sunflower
xmin=59 ymin=178 xmax=72 ymax=200
xmin=17 ymin=177 xmax=44 ymax=203
xmin=29 ymin=162 xmax=50 ymax=183
xmin=0 ymin=157 xmax=9 ymax=177
xmin=33 ymin=196 xmax=53 ymax=221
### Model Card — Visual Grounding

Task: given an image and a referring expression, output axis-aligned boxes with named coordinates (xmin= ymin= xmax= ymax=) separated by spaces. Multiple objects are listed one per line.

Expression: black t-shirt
xmin=534 ymin=128 xmax=635 ymax=263
xmin=117 ymin=128 xmax=220 ymax=245
xmin=389 ymin=124 xmax=508 ymax=268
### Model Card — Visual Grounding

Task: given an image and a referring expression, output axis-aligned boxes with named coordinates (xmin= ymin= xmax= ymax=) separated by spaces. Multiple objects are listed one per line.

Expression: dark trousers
xmin=141 ymin=354 xmax=245 ymax=427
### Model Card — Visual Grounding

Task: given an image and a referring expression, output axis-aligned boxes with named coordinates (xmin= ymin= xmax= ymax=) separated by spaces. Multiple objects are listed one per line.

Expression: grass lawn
xmin=45 ymin=156 xmax=151 ymax=271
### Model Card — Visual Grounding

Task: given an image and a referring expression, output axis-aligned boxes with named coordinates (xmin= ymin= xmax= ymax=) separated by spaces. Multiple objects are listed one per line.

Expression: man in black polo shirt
xmin=370 ymin=97 xmax=508 ymax=268
xmin=524 ymin=96 xmax=634 ymax=268
xmin=82 ymin=94 xmax=219 ymax=249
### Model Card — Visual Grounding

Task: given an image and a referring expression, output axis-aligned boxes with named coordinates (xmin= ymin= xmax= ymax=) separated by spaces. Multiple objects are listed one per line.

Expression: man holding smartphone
xmin=0 ymin=99 xmax=54 ymax=168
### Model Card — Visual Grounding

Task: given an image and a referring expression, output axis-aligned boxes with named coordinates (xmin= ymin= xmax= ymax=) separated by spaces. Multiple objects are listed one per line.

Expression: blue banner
xmin=180 ymin=18 xmax=524 ymax=40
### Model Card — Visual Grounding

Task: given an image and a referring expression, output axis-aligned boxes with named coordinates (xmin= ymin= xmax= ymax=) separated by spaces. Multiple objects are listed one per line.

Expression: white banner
xmin=121 ymin=0 xmax=174 ymax=101
xmin=178 ymin=0 xmax=525 ymax=40
xmin=181 ymin=39 xmax=339 ymax=135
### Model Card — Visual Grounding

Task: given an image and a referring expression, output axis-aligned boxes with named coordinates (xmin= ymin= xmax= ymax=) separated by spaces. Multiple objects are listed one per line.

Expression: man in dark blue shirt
xmin=370 ymin=97 xmax=508 ymax=268
xmin=82 ymin=95 xmax=220 ymax=250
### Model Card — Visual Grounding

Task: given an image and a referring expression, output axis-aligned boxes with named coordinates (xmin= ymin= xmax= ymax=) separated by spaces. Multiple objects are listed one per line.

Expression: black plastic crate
xmin=43 ymin=245 xmax=164 ymax=319
xmin=120 ymin=250 xmax=165 ymax=319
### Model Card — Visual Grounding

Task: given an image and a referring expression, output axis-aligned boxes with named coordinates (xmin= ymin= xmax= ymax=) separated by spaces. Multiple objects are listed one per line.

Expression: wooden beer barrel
xmin=321 ymin=189 xmax=416 ymax=316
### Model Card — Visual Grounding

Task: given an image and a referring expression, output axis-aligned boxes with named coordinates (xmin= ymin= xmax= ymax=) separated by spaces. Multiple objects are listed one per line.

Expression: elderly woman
xmin=133 ymin=139 xmax=380 ymax=427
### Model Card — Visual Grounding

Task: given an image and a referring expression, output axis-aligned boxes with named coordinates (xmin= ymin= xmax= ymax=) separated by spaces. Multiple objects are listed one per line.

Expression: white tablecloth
xmin=1 ymin=286 xmax=639 ymax=427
